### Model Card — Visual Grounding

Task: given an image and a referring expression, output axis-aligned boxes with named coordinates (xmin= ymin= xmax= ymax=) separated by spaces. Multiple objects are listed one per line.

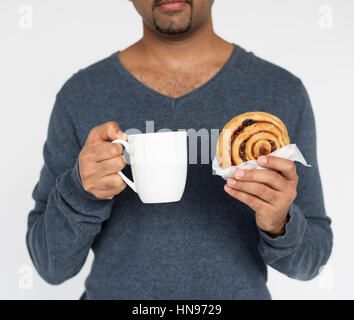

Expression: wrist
xmin=263 ymin=213 xmax=290 ymax=238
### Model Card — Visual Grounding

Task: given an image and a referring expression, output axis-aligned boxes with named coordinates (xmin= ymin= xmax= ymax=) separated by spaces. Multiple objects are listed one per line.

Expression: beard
xmin=152 ymin=0 xmax=193 ymax=35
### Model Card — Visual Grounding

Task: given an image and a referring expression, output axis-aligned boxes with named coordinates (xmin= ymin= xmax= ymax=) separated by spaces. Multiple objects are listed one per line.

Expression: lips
xmin=156 ymin=0 xmax=190 ymax=11
xmin=157 ymin=0 xmax=188 ymax=5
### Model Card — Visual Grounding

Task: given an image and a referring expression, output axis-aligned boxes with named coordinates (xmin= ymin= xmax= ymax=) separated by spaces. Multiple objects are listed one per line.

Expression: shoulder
xmin=56 ymin=52 xmax=122 ymax=102
xmin=49 ymin=52 xmax=123 ymax=132
xmin=231 ymin=44 xmax=313 ymax=138
xmin=234 ymin=44 xmax=307 ymax=100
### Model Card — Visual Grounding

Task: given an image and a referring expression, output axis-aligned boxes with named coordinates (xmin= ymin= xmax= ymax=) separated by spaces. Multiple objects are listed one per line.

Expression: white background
xmin=1 ymin=0 xmax=353 ymax=300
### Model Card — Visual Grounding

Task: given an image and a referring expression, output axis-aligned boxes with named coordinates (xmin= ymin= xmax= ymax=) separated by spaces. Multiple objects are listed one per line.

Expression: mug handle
xmin=112 ymin=139 xmax=137 ymax=193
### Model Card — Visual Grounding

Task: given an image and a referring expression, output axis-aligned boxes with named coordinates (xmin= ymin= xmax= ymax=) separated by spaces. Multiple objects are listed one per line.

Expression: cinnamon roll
xmin=216 ymin=112 xmax=290 ymax=168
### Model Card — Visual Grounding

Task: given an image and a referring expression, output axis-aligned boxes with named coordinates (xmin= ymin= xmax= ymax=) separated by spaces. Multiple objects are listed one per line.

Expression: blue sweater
xmin=26 ymin=44 xmax=333 ymax=299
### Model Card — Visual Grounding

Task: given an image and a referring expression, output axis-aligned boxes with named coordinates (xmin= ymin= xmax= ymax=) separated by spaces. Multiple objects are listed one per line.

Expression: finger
xmin=257 ymin=156 xmax=297 ymax=181
xmin=83 ymin=172 xmax=126 ymax=198
xmin=234 ymin=168 xmax=286 ymax=192
xmin=86 ymin=121 xmax=127 ymax=145
xmin=227 ymin=179 xmax=279 ymax=205
xmin=97 ymin=173 xmax=126 ymax=192
xmin=95 ymin=182 xmax=127 ymax=200
xmin=224 ymin=184 xmax=273 ymax=213
xmin=85 ymin=142 xmax=124 ymax=162
xmin=96 ymin=155 xmax=126 ymax=178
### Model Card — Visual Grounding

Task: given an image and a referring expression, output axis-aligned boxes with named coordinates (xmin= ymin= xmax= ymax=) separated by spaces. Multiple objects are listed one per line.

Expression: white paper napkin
xmin=212 ymin=144 xmax=311 ymax=180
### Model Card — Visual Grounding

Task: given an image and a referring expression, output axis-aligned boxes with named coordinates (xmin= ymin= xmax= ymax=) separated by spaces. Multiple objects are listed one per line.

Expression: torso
xmin=72 ymin=42 xmax=301 ymax=299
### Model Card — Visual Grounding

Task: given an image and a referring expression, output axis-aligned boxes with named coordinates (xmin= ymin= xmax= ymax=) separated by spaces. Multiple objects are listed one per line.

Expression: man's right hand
xmin=79 ymin=121 xmax=128 ymax=200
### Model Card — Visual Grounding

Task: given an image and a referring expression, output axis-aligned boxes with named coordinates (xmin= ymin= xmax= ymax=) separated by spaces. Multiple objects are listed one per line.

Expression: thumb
xmin=86 ymin=121 xmax=126 ymax=144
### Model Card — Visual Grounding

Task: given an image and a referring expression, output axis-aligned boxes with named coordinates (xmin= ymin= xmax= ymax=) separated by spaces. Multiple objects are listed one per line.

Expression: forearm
xmin=26 ymin=159 xmax=114 ymax=284
xmin=257 ymin=80 xmax=333 ymax=280
xmin=258 ymin=202 xmax=333 ymax=280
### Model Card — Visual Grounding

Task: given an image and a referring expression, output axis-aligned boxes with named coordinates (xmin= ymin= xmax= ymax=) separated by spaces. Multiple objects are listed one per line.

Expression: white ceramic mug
xmin=112 ymin=131 xmax=187 ymax=204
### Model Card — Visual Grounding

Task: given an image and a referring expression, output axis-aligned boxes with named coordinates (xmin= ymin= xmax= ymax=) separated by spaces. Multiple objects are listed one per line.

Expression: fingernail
xmin=235 ymin=169 xmax=244 ymax=178
xmin=225 ymin=185 xmax=232 ymax=191
xmin=228 ymin=179 xmax=237 ymax=186
xmin=258 ymin=156 xmax=267 ymax=164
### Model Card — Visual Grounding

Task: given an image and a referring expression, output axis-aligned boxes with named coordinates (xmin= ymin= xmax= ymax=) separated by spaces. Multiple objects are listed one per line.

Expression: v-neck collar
xmin=111 ymin=43 xmax=240 ymax=102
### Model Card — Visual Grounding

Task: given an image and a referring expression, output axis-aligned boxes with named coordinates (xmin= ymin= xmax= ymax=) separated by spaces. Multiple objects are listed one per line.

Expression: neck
xmin=136 ymin=15 xmax=228 ymax=66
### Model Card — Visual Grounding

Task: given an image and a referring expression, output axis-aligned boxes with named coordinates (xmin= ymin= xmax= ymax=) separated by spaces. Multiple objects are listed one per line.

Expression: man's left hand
xmin=224 ymin=155 xmax=298 ymax=237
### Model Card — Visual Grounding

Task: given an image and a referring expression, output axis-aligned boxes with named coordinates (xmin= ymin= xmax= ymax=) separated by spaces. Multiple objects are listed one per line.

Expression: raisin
xmin=269 ymin=140 xmax=276 ymax=152
xmin=243 ymin=119 xmax=255 ymax=126
xmin=239 ymin=141 xmax=247 ymax=161
xmin=259 ymin=146 xmax=268 ymax=155
xmin=236 ymin=126 xmax=244 ymax=134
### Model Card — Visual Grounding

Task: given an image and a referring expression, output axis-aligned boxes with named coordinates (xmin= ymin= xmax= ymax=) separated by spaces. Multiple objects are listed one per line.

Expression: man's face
xmin=130 ymin=0 xmax=214 ymax=35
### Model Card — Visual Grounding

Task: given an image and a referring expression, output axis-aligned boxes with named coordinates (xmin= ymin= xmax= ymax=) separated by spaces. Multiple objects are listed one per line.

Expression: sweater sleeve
xmin=26 ymin=80 xmax=114 ymax=285
xmin=257 ymin=80 xmax=333 ymax=281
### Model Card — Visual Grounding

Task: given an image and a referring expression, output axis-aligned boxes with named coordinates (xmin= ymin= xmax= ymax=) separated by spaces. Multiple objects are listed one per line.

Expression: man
xmin=26 ymin=0 xmax=333 ymax=299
